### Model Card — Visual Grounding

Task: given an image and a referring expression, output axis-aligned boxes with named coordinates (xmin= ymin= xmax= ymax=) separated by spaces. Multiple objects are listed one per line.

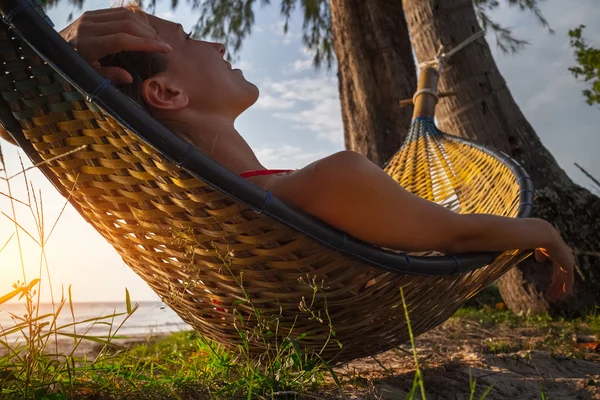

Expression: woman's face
xmin=146 ymin=14 xmax=259 ymax=118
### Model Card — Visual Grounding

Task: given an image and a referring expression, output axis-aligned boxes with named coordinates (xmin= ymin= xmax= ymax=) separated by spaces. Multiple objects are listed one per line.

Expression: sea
xmin=0 ymin=301 xmax=191 ymax=342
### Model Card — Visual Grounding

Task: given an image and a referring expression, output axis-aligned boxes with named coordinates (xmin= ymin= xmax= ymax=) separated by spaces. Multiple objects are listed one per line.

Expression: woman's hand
xmin=59 ymin=7 xmax=172 ymax=84
xmin=1 ymin=7 xmax=173 ymax=145
xmin=535 ymin=230 xmax=575 ymax=302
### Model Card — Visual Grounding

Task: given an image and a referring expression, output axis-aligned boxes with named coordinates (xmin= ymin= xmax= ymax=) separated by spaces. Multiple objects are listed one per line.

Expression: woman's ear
xmin=141 ymin=75 xmax=189 ymax=111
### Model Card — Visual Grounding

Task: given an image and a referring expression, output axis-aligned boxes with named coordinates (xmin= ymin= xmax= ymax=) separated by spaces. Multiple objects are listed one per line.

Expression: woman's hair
xmin=99 ymin=4 xmax=167 ymax=113
xmin=100 ymin=51 xmax=166 ymax=113
xmin=100 ymin=4 xmax=195 ymax=144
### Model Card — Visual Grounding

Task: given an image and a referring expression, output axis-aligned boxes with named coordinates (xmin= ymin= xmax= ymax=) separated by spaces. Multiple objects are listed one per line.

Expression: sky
xmin=0 ymin=0 xmax=598 ymax=304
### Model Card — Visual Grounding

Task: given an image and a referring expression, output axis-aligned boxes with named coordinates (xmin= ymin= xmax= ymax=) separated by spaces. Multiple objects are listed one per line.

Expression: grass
xmin=1 ymin=145 xmax=597 ymax=399
xmin=483 ymin=339 xmax=515 ymax=354
xmin=453 ymin=305 xmax=600 ymax=360
xmin=0 ymin=147 xmax=342 ymax=399
xmin=1 ymin=329 xmax=331 ymax=399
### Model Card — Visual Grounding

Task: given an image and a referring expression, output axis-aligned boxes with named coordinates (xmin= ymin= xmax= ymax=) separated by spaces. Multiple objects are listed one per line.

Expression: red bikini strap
xmin=240 ymin=169 xmax=295 ymax=178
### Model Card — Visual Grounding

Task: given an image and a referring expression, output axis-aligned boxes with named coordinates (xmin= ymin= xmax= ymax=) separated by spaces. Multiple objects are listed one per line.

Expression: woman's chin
xmin=244 ymin=83 xmax=260 ymax=107
xmin=233 ymin=91 xmax=259 ymax=116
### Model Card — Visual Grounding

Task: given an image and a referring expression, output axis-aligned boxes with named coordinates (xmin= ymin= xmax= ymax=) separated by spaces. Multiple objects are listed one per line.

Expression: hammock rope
xmin=418 ymin=30 xmax=486 ymax=71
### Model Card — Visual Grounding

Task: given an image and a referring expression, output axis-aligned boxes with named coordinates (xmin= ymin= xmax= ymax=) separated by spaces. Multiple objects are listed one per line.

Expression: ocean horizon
xmin=0 ymin=301 xmax=191 ymax=342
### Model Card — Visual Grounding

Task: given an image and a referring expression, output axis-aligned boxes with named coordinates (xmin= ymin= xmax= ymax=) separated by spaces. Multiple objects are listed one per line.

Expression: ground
xmin=333 ymin=315 xmax=600 ymax=399
xmin=3 ymin=305 xmax=600 ymax=399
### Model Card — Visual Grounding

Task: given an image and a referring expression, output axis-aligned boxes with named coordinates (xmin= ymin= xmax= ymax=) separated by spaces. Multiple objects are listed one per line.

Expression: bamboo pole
xmin=412 ymin=67 xmax=440 ymax=119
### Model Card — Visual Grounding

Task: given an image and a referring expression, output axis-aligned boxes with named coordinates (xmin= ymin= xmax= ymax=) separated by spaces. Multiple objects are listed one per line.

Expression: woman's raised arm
xmin=0 ymin=6 xmax=173 ymax=145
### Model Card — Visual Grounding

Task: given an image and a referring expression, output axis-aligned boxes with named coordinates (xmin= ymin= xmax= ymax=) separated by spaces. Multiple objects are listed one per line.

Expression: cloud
xmin=268 ymin=20 xmax=302 ymax=45
xmin=156 ymin=10 xmax=175 ymax=19
xmin=254 ymin=145 xmax=330 ymax=168
xmin=286 ymin=48 xmax=316 ymax=74
xmin=234 ymin=59 xmax=255 ymax=73
xmin=253 ymin=93 xmax=296 ymax=110
xmin=289 ymin=58 xmax=313 ymax=73
xmin=274 ymin=97 xmax=342 ymax=144
xmin=256 ymin=76 xmax=343 ymax=144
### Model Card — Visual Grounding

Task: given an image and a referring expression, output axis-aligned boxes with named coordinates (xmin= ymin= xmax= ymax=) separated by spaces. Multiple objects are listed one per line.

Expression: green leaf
xmin=568 ymin=24 xmax=600 ymax=105
xmin=125 ymin=288 xmax=132 ymax=314
xmin=323 ymin=360 xmax=341 ymax=386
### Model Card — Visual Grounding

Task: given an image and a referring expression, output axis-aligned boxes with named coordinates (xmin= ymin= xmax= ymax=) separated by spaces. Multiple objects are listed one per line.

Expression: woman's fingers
xmin=71 ymin=7 xmax=153 ymax=26
xmin=76 ymin=34 xmax=171 ymax=64
xmin=74 ymin=17 xmax=158 ymax=42
xmin=60 ymin=7 xmax=171 ymax=68
xmin=538 ymin=241 xmax=576 ymax=302
xmin=534 ymin=248 xmax=548 ymax=262
xmin=565 ymin=263 xmax=575 ymax=298
xmin=78 ymin=34 xmax=170 ymax=84
xmin=61 ymin=9 xmax=146 ymax=43
xmin=547 ymin=262 xmax=574 ymax=302
xmin=96 ymin=67 xmax=133 ymax=84
xmin=547 ymin=257 xmax=564 ymax=301
xmin=547 ymin=262 xmax=564 ymax=301
xmin=76 ymin=7 xmax=134 ymax=17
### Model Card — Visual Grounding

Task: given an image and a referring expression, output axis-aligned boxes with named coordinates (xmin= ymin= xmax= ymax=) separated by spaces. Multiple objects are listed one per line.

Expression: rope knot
xmin=417 ymin=30 xmax=485 ymax=71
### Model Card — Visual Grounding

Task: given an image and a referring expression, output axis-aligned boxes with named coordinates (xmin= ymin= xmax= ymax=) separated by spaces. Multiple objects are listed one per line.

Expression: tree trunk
xmin=403 ymin=0 xmax=600 ymax=316
xmin=328 ymin=0 xmax=417 ymax=167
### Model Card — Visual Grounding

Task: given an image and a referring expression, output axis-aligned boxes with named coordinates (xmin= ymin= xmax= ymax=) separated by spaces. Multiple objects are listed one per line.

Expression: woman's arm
xmin=266 ymin=150 xmax=574 ymax=301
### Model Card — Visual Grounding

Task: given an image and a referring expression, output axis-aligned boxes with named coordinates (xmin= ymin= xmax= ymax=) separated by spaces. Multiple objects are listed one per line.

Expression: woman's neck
xmin=161 ymin=112 xmax=266 ymax=174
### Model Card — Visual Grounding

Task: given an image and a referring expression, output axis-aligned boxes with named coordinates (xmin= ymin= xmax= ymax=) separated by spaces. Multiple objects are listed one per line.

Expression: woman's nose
xmin=214 ymin=42 xmax=226 ymax=57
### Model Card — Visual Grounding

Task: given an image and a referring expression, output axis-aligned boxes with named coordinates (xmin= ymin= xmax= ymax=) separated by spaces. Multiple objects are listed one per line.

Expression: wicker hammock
xmin=0 ymin=0 xmax=534 ymax=363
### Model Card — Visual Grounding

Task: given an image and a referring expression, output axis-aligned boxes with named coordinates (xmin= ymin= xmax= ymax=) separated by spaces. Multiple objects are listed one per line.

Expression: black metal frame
xmin=0 ymin=0 xmax=534 ymax=275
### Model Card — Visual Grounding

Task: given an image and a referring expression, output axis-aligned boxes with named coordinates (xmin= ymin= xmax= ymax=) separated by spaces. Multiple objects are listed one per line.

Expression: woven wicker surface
xmin=0 ymin=22 xmax=530 ymax=363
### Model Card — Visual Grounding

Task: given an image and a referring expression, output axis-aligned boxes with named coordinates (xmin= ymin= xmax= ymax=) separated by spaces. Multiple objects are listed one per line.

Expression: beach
xmin=0 ymin=301 xmax=190 ymax=358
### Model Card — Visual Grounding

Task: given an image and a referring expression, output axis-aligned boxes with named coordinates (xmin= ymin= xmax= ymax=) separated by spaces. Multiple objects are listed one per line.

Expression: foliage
xmin=187 ymin=0 xmax=552 ymax=69
xmin=473 ymin=0 xmax=553 ymax=53
xmin=41 ymin=0 xmax=553 ymax=70
xmin=569 ymin=25 xmax=600 ymax=106
xmin=0 ymin=148 xmax=139 ymax=398
xmin=189 ymin=0 xmax=334 ymax=68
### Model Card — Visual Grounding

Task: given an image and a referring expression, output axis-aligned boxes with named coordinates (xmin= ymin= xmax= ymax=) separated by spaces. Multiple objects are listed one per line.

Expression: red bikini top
xmin=240 ymin=169 xmax=295 ymax=178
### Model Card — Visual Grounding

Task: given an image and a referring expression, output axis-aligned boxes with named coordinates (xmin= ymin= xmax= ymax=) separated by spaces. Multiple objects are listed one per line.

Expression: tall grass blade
xmin=400 ymin=286 xmax=426 ymax=400
xmin=125 ymin=288 xmax=132 ymax=315
xmin=0 ymin=232 xmax=14 ymax=253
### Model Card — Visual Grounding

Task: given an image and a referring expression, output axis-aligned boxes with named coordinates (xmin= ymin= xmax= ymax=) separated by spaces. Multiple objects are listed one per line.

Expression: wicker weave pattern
xmin=0 ymin=24 xmax=528 ymax=363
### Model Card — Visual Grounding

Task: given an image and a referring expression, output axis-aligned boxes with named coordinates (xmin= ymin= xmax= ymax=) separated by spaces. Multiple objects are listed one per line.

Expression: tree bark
xmin=403 ymin=0 xmax=600 ymax=316
xmin=328 ymin=0 xmax=417 ymax=167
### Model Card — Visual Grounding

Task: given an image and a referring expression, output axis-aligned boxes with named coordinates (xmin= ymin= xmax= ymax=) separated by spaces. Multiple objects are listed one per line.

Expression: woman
xmin=0 ymin=7 xmax=575 ymax=301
